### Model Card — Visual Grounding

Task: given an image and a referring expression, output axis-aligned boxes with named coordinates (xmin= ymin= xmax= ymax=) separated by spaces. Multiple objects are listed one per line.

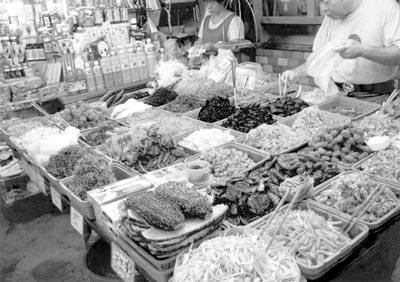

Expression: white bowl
xmin=366 ymin=136 xmax=391 ymax=151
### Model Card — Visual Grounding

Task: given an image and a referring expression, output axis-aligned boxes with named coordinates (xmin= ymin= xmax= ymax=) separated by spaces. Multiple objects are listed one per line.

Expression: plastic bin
xmin=185 ymin=142 xmax=270 ymax=178
xmin=318 ymin=96 xmax=380 ymax=121
xmin=174 ymin=126 xmax=244 ymax=153
xmin=311 ymin=171 xmax=400 ymax=231
xmin=251 ymin=201 xmax=369 ymax=280
xmin=59 ymin=163 xmax=135 ymax=220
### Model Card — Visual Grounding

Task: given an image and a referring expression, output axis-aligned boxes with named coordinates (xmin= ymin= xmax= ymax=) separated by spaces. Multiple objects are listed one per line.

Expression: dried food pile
xmin=198 ymin=96 xmax=235 ymax=123
xmin=120 ymin=182 xmax=227 ymax=258
xmin=83 ymin=120 xmax=122 ymax=146
xmin=145 ymin=88 xmax=178 ymax=107
xmin=268 ymin=96 xmax=309 ymax=117
xmin=222 ymin=103 xmax=276 ymax=133
xmin=58 ymin=101 xmax=107 ymax=130
xmin=163 ymin=95 xmax=205 ymax=113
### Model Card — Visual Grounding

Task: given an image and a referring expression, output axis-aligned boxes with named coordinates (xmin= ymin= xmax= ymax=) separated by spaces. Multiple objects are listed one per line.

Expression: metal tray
xmin=311 ymin=171 xmax=400 ymax=230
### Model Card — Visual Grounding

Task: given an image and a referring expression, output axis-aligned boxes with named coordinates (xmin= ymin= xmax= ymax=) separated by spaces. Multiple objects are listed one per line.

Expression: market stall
xmin=1 ymin=0 xmax=400 ymax=282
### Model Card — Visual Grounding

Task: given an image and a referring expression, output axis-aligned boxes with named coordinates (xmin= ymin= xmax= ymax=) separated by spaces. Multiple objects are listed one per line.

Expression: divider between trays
xmin=310 ymin=171 xmax=400 ymax=230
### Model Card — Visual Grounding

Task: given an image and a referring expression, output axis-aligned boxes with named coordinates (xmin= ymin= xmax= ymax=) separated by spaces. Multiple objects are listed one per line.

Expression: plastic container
xmin=277 ymin=110 xmax=351 ymax=128
xmin=65 ymin=66 xmax=78 ymax=96
xmin=111 ymin=51 xmax=123 ymax=86
xmin=100 ymin=56 xmax=115 ymax=89
xmin=317 ymin=96 xmax=380 ymax=121
xmin=174 ymin=126 xmax=244 ymax=153
xmin=144 ymin=39 xmax=157 ymax=78
xmin=93 ymin=61 xmax=105 ymax=90
xmin=59 ymin=163 xmax=133 ymax=220
xmin=136 ymin=46 xmax=148 ymax=81
xmin=311 ymin=171 xmax=400 ymax=230
xmin=252 ymin=201 xmax=369 ymax=280
xmin=84 ymin=62 xmax=96 ymax=92
xmin=353 ymin=152 xmax=400 ymax=186
xmin=185 ymin=160 xmax=210 ymax=185
xmin=185 ymin=142 xmax=270 ymax=177
xmin=365 ymin=136 xmax=391 ymax=151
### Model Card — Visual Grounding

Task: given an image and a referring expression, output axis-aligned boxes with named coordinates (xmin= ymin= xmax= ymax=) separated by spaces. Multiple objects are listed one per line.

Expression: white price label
xmin=111 ymin=243 xmax=136 ymax=282
xmin=50 ymin=187 xmax=62 ymax=211
xmin=35 ymin=172 xmax=47 ymax=195
xmin=70 ymin=207 xmax=84 ymax=235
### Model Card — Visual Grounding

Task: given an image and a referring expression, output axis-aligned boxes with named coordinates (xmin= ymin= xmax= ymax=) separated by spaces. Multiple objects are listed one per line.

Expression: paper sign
xmin=111 ymin=243 xmax=136 ymax=282
xmin=70 ymin=207 xmax=84 ymax=235
xmin=50 ymin=186 xmax=62 ymax=212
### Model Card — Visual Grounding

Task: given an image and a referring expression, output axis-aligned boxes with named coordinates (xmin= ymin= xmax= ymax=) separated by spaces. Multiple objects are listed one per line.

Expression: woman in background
xmin=197 ymin=0 xmax=245 ymax=50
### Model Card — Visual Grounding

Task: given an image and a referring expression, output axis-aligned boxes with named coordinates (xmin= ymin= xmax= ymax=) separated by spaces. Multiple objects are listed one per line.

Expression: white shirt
xmin=314 ymin=0 xmax=400 ymax=84
xmin=198 ymin=11 xmax=245 ymax=42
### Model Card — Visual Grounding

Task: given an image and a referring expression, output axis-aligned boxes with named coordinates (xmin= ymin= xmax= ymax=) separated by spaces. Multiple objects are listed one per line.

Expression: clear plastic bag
xmin=306 ymin=40 xmax=343 ymax=97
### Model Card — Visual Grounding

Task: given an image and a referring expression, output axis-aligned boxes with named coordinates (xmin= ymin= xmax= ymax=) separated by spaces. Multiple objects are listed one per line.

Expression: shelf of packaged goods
xmin=261 ymin=16 xmax=324 ymax=25
xmin=57 ymin=79 xmax=151 ymax=106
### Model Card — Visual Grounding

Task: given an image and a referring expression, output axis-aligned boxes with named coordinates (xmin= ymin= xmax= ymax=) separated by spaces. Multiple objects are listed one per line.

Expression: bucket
xmin=83 ymin=239 xmax=122 ymax=282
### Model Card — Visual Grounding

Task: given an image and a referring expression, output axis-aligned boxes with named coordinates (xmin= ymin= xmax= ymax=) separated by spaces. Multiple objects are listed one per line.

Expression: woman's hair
xmin=214 ymin=0 xmax=227 ymax=4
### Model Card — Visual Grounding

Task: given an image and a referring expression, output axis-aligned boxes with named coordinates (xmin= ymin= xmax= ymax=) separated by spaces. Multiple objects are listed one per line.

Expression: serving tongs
xmin=378 ymin=89 xmax=399 ymax=115
xmin=256 ymin=183 xmax=309 ymax=252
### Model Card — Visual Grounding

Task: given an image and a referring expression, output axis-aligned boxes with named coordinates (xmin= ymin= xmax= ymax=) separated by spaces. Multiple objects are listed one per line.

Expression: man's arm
xmin=282 ymin=62 xmax=308 ymax=82
xmin=336 ymin=40 xmax=400 ymax=66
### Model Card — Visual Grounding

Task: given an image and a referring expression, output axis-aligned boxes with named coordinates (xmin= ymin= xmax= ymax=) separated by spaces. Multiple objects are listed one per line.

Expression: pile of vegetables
xmin=173 ymin=233 xmax=301 ymax=282
xmin=210 ymin=173 xmax=280 ymax=226
xmin=145 ymin=88 xmax=178 ymax=107
xmin=302 ymin=124 xmax=372 ymax=165
xmin=268 ymin=96 xmax=309 ymax=118
xmin=163 ymin=95 xmax=205 ymax=114
xmin=179 ymin=128 xmax=235 ymax=152
xmin=198 ymin=96 xmax=235 ymax=123
xmin=105 ymin=128 xmax=189 ymax=173
xmin=0 ymin=144 xmax=23 ymax=177
xmin=110 ymin=99 xmax=152 ymax=120
xmin=45 ymin=145 xmax=88 ymax=179
xmin=83 ymin=120 xmax=122 ymax=146
xmin=58 ymin=101 xmax=107 ymax=130
xmin=245 ymin=124 xmax=309 ymax=155
xmin=250 ymin=153 xmax=340 ymax=186
xmin=221 ymin=103 xmax=276 ymax=133
xmin=259 ymin=208 xmax=352 ymax=267
xmin=6 ymin=117 xmax=49 ymax=136
xmin=359 ymin=149 xmax=400 ymax=183
xmin=67 ymin=155 xmax=116 ymax=200
xmin=383 ymin=98 xmax=400 ymax=118
xmin=292 ymin=106 xmax=347 ymax=138
xmin=313 ymin=172 xmax=400 ymax=223
xmin=236 ymin=90 xmax=275 ymax=105
xmin=354 ymin=114 xmax=400 ymax=138
xmin=99 ymin=89 xmax=149 ymax=108
xmin=199 ymin=147 xmax=256 ymax=178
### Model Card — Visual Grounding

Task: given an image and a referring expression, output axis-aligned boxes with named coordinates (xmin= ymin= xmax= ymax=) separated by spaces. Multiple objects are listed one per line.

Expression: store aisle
xmin=0 ymin=212 xmax=90 ymax=282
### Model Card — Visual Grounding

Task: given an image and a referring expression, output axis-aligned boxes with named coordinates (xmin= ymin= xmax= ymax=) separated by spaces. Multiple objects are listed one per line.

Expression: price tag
xmin=35 ymin=172 xmax=47 ymax=195
xmin=111 ymin=243 xmax=136 ymax=282
xmin=70 ymin=207 xmax=84 ymax=235
xmin=51 ymin=187 xmax=63 ymax=211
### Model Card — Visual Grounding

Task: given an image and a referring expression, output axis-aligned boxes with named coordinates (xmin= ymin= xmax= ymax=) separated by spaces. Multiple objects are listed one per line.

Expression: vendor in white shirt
xmin=197 ymin=0 xmax=245 ymax=50
xmin=283 ymin=0 xmax=400 ymax=103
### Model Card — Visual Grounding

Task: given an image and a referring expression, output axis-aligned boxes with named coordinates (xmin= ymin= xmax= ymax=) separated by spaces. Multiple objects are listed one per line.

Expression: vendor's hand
xmin=282 ymin=69 xmax=300 ymax=83
xmin=335 ymin=39 xmax=367 ymax=59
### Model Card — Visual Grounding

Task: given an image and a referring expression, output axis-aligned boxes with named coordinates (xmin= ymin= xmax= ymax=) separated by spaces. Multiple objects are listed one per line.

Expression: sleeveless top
xmin=202 ymin=12 xmax=236 ymax=44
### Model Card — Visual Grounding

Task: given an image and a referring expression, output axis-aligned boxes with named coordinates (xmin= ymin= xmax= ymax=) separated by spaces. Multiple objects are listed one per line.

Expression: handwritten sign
xmin=70 ymin=207 xmax=84 ymax=235
xmin=111 ymin=243 xmax=136 ymax=282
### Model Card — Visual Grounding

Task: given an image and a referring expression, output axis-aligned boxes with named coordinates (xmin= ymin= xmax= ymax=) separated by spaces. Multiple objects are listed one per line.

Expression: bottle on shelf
xmin=74 ymin=51 xmax=87 ymax=94
xmin=100 ymin=55 xmax=115 ymax=89
xmin=111 ymin=50 xmax=124 ymax=86
xmin=136 ymin=46 xmax=148 ymax=81
xmin=144 ymin=38 xmax=157 ymax=78
xmin=66 ymin=66 xmax=78 ymax=96
xmin=84 ymin=62 xmax=96 ymax=92
xmin=118 ymin=46 xmax=132 ymax=85
xmin=127 ymin=47 xmax=139 ymax=83
xmin=93 ymin=60 xmax=105 ymax=90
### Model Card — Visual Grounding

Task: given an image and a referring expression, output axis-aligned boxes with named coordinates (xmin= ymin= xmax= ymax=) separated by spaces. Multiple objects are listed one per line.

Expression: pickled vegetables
xmin=359 ymin=150 xmax=400 ymax=183
xmin=58 ymin=101 xmax=107 ymax=130
xmin=313 ymin=173 xmax=400 ymax=222
xmin=179 ymin=128 xmax=236 ymax=152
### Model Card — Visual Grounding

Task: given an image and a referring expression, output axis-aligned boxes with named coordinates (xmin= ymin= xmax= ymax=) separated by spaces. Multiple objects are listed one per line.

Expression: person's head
xmin=319 ymin=0 xmax=363 ymax=20
xmin=205 ymin=0 xmax=227 ymax=15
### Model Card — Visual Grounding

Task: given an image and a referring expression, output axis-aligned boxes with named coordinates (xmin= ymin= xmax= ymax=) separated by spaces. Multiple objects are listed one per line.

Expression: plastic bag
xmin=306 ymin=40 xmax=342 ymax=97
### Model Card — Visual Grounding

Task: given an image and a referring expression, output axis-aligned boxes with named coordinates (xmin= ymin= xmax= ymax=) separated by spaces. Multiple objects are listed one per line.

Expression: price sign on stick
xmin=111 ymin=243 xmax=136 ymax=282
xmin=70 ymin=207 xmax=84 ymax=235
xmin=50 ymin=186 xmax=62 ymax=212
